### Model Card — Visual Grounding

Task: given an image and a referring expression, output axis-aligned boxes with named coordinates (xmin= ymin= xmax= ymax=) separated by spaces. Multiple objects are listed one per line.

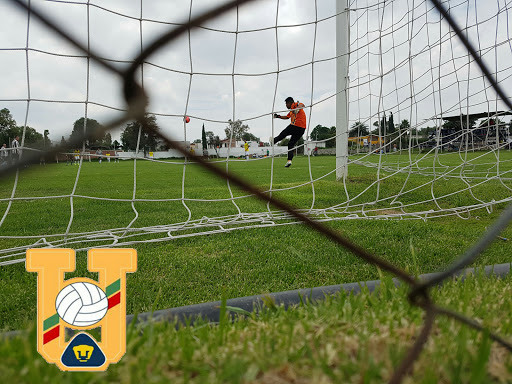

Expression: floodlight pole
xmin=336 ymin=0 xmax=350 ymax=180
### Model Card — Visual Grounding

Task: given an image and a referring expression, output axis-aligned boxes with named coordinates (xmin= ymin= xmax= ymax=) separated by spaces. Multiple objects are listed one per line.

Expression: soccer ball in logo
xmin=55 ymin=282 xmax=108 ymax=327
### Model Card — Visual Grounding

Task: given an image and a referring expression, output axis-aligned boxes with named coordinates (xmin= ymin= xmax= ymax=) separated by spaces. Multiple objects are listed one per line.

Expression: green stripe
xmin=43 ymin=313 xmax=59 ymax=331
xmin=106 ymin=279 xmax=121 ymax=297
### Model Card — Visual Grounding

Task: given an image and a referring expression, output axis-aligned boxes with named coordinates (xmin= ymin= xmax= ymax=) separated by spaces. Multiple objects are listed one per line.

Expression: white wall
xmin=213 ymin=146 xmax=288 ymax=158
xmin=116 ymin=146 xmax=289 ymax=159
xmin=116 ymin=150 xmax=187 ymax=159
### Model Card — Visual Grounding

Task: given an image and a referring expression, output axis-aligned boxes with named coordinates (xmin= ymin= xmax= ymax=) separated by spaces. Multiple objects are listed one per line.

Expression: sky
xmin=0 ymin=0 xmax=511 ymax=148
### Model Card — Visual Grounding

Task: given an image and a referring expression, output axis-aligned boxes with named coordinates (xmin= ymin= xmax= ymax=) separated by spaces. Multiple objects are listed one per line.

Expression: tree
xmin=310 ymin=125 xmax=336 ymax=148
xmin=0 ymin=108 xmax=16 ymax=130
xmin=102 ymin=133 xmax=112 ymax=148
xmin=387 ymin=112 xmax=396 ymax=134
xmin=43 ymin=130 xmax=50 ymax=150
xmin=415 ymin=126 xmax=435 ymax=136
xmin=201 ymin=124 xmax=208 ymax=151
xmin=9 ymin=126 xmax=44 ymax=147
xmin=310 ymin=125 xmax=326 ymax=140
xmin=371 ymin=120 xmax=380 ymax=134
xmin=371 ymin=113 xmax=389 ymax=135
xmin=399 ymin=119 xmax=410 ymax=132
xmin=0 ymin=109 xmax=53 ymax=150
xmin=442 ymin=117 xmax=477 ymax=131
xmin=120 ymin=114 xmax=160 ymax=155
xmin=69 ymin=117 xmax=106 ymax=147
xmin=224 ymin=119 xmax=249 ymax=141
xmin=349 ymin=121 xmax=369 ymax=137
xmin=205 ymin=130 xmax=215 ymax=148
xmin=241 ymin=132 xmax=259 ymax=142
xmin=113 ymin=140 xmax=120 ymax=150
xmin=328 ymin=126 xmax=336 ymax=147
xmin=0 ymin=108 xmax=17 ymax=146
xmin=213 ymin=135 xmax=221 ymax=149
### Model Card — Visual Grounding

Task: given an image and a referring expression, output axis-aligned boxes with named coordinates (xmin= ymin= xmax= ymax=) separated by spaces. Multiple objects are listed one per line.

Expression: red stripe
xmin=43 ymin=325 xmax=59 ymax=345
xmin=108 ymin=292 xmax=121 ymax=309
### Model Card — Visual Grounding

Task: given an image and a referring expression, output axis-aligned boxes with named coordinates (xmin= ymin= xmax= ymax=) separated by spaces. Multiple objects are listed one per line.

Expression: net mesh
xmin=3 ymin=1 xmax=512 ymax=381
xmin=0 ymin=0 xmax=511 ymax=268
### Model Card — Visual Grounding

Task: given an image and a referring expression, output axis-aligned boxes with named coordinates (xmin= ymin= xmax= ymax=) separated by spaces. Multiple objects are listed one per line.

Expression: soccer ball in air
xmin=55 ymin=281 xmax=108 ymax=327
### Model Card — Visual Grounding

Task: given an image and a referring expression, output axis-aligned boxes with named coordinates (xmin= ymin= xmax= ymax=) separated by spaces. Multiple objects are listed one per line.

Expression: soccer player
xmin=244 ymin=141 xmax=249 ymax=160
xmin=11 ymin=136 xmax=20 ymax=164
xmin=95 ymin=148 xmax=102 ymax=164
xmin=271 ymin=97 xmax=306 ymax=167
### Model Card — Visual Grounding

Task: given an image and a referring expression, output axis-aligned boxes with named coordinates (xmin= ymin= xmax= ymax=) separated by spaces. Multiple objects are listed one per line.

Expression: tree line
xmin=0 ymin=108 xmax=166 ymax=155
xmin=196 ymin=120 xmax=261 ymax=149
xmin=0 ymin=108 xmax=50 ymax=150
xmin=348 ymin=112 xmax=512 ymax=139
xmin=10 ymin=106 xmax=478 ymax=154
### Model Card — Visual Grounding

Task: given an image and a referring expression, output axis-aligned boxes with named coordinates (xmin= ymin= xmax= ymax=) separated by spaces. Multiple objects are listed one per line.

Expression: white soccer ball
xmin=55 ymin=282 xmax=108 ymax=327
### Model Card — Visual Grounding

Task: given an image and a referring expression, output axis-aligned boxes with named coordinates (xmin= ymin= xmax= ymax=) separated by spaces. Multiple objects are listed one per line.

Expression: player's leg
xmin=285 ymin=126 xmax=305 ymax=167
xmin=271 ymin=124 xmax=294 ymax=145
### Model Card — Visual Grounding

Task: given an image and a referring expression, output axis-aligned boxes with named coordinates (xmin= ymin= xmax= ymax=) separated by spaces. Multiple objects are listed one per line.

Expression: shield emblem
xmin=26 ymin=248 xmax=137 ymax=371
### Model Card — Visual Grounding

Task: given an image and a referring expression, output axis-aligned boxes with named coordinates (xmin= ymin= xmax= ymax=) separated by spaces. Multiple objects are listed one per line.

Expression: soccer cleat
xmin=285 ymin=161 xmax=292 ymax=168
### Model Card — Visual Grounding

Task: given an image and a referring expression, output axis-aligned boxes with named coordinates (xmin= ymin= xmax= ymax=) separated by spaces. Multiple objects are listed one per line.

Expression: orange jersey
xmin=286 ymin=102 xmax=306 ymax=129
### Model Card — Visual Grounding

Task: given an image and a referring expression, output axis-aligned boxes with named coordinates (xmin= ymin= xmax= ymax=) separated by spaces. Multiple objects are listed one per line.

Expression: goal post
xmin=336 ymin=0 xmax=350 ymax=180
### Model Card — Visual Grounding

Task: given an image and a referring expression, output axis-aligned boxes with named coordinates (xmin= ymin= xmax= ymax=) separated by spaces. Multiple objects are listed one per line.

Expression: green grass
xmin=2 ymin=272 xmax=512 ymax=383
xmin=0 ymin=154 xmax=511 ymax=333
xmin=1 ymin=153 xmax=512 ymax=382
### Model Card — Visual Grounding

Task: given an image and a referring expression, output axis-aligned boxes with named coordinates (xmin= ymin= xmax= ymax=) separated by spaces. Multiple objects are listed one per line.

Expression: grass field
xmin=2 ymin=272 xmax=512 ymax=383
xmin=0 ymin=153 xmax=511 ymax=332
xmin=0 ymin=152 xmax=511 ymax=382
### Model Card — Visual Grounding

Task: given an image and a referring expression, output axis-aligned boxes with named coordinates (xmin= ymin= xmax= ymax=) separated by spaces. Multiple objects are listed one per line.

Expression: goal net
xmin=0 ymin=0 xmax=511 ymax=266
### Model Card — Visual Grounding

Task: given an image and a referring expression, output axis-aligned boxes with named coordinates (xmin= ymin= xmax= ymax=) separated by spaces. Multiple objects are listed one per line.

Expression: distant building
xmin=305 ymin=140 xmax=326 ymax=154
xmin=348 ymin=135 xmax=386 ymax=146
xmin=220 ymin=138 xmax=237 ymax=148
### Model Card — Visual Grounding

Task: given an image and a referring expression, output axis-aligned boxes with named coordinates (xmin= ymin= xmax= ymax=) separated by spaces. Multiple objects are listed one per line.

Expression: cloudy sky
xmin=0 ymin=0 xmax=510 ymax=148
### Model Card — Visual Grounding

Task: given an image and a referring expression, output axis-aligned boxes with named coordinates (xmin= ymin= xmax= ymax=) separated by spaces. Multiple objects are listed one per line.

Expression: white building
xmin=305 ymin=140 xmax=327 ymax=155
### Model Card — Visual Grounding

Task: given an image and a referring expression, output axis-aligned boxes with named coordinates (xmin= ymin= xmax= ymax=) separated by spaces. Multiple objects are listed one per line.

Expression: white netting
xmin=0 ymin=0 xmax=511 ymax=266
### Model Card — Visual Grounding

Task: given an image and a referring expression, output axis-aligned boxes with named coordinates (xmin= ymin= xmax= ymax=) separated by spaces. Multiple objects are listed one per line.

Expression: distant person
xmin=0 ymin=144 xmax=7 ymax=165
xmin=244 ymin=141 xmax=249 ymax=160
xmin=11 ymin=136 xmax=20 ymax=164
xmin=313 ymin=146 xmax=318 ymax=156
xmin=271 ymin=97 xmax=306 ymax=168
xmin=96 ymin=148 xmax=102 ymax=163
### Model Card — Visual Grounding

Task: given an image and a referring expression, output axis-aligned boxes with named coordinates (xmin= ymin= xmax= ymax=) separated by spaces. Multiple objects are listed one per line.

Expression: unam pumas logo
xmin=26 ymin=249 xmax=137 ymax=371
